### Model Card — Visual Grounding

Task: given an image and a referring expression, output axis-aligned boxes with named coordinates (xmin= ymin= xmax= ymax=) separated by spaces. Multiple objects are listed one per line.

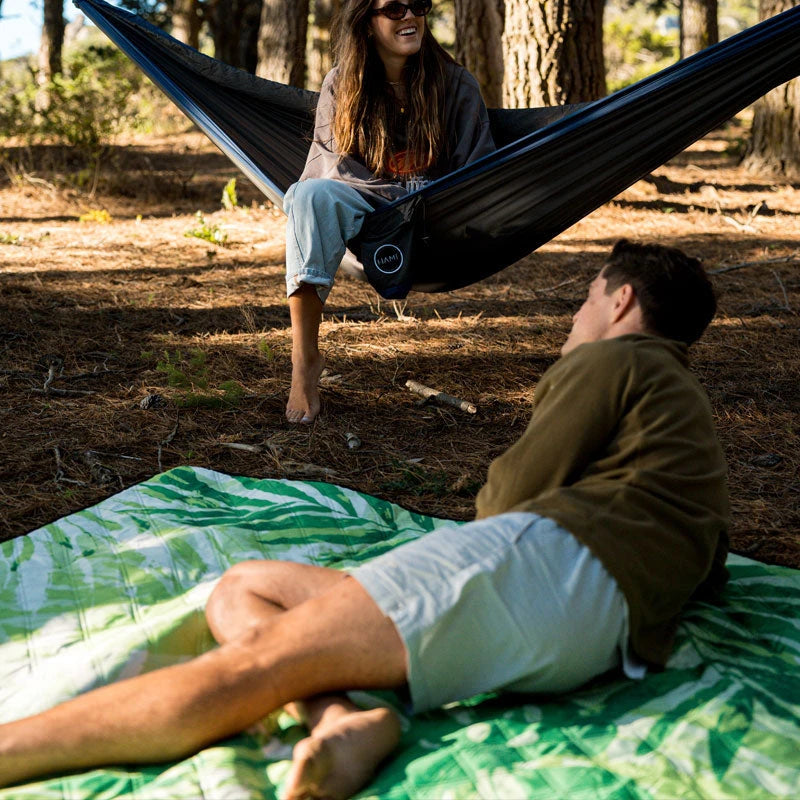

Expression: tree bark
xmin=307 ymin=0 xmax=339 ymax=90
xmin=257 ymin=0 xmax=310 ymax=88
xmin=172 ymin=0 xmax=201 ymax=49
xmin=681 ymin=0 xmax=718 ymax=59
xmin=36 ymin=0 xmax=65 ymax=111
xmin=742 ymin=0 xmax=800 ymax=179
xmin=502 ymin=0 xmax=605 ymax=108
xmin=209 ymin=0 xmax=263 ymax=71
xmin=454 ymin=0 xmax=505 ymax=108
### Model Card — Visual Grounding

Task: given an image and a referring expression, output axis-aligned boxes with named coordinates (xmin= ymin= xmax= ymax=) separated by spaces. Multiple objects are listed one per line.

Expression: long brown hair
xmin=331 ymin=0 xmax=455 ymax=176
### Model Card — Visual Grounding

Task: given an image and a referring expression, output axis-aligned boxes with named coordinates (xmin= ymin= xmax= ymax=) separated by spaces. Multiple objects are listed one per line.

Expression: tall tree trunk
xmin=681 ymin=0 xmax=718 ymax=58
xmin=502 ymin=0 xmax=605 ymax=108
xmin=455 ymin=0 xmax=505 ymax=107
xmin=257 ymin=0 xmax=310 ymax=88
xmin=307 ymin=0 xmax=339 ymax=91
xmin=209 ymin=0 xmax=263 ymax=71
xmin=742 ymin=0 xmax=800 ymax=178
xmin=36 ymin=0 xmax=65 ymax=111
xmin=172 ymin=0 xmax=201 ymax=49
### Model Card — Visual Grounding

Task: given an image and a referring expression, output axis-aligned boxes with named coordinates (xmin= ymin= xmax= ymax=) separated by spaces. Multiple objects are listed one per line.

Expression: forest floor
xmin=1 ymin=118 xmax=798 ymax=568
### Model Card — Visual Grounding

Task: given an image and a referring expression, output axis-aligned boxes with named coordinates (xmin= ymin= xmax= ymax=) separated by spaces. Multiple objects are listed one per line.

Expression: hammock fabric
xmin=75 ymin=0 xmax=800 ymax=297
xmin=1 ymin=466 xmax=799 ymax=799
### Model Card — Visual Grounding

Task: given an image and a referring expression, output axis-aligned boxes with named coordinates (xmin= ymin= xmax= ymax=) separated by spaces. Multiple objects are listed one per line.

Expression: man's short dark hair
xmin=602 ymin=239 xmax=717 ymax=345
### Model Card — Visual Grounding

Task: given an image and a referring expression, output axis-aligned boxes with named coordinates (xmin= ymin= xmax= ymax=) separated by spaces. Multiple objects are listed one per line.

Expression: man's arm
xmin=475 ymin=342 xmax=634 ymax=519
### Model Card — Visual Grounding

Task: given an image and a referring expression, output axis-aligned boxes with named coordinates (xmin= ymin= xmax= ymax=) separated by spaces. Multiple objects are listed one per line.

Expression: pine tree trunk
xmin=257 ymin=0 xmax=310 ymax=88
xmin=307 ymin=0 xmax=339 ymax=90
xmin=741 ymin=0 xmax=800 ymax=178
xmin=681 ymin=0 xmax=718 ymax=58
xmin=36 ymin=0 xmax=65 ymax=111
xmin=209 ymin=0 xmax=263 ymax=72
xmin=172 ymin=0 xmax=201 ymax=49
xmin=455 ymin=0 xmax=505 ymax=107
xmin=502 ymin=0 xmax=605 ymax=108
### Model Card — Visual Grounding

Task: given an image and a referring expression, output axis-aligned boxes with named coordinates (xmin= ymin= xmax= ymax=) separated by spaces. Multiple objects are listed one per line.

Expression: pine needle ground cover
xmin=1 ymin=123 xmax=798 ymax=567
xmin=1 ymin=466 xmax=798 ymax=799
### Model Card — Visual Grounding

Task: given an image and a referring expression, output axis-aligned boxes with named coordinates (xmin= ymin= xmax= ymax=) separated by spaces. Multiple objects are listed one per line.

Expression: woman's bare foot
xmin=282 ymin=706 xmax=401 ymax=800
xmin=286 ymin=354 xmax=325 ymax=424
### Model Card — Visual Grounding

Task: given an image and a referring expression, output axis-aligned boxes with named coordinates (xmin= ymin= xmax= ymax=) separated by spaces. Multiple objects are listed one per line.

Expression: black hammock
xmin=75 ymin=0 xmax=800 ymax=298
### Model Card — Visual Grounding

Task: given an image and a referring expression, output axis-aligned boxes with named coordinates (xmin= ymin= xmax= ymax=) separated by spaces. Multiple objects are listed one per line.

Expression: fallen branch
xmin=281 ymin=461 xmax=338 ymax=478
xmin=219 ymin=442 xmax=264 ymax=453
xmin=710 ymin=255 xmax=799 ymax=275
xmin=62 ymin=369 xmax=124 ymax=382
xmin=52 ymin=446 xmax=87 ymax=486
xmin=405 ymin=380 xmax=477 ymax=414
xmin=85 ymin=450 xmax=144 ymax=462
xmin=772 ymin=270 xmax=792 ymax=311
xmin=32 ymin=387 xmax=96 ymax=396
xmin=534 ymin=276 xmax=584 ymax=294
xmin=43 ymin=362 xmax=58 ymax=393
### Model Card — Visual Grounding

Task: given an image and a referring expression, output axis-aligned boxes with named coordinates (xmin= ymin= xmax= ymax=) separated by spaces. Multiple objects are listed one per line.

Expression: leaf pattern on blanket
xmin=0 ymin=466 xmax=798 ymax=800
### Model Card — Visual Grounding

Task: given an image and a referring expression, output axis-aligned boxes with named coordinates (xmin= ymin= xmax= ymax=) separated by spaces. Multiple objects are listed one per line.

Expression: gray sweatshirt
xmin=299 ymin=62 xmax=496 ymax=204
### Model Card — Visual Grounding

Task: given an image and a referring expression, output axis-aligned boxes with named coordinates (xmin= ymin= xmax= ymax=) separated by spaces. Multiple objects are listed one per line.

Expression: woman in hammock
xmin=284 ymin=0 xmax=495 ymax=423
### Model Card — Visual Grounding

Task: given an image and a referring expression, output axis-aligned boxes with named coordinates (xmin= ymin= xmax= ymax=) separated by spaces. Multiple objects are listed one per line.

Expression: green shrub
xmin=184 ymin=211 xmax=228 ymax=245
xmin=604 ymin=19 xmax=676 ymax=93
xmin=37 ymin=46 xmax=147 ymax=151
xmin=0 ymin=43 xmax=175 ymax=153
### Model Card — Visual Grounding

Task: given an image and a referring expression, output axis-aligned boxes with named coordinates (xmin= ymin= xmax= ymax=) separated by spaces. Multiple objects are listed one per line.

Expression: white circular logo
xmin=373 ymin=244 xmax=404 ymax=274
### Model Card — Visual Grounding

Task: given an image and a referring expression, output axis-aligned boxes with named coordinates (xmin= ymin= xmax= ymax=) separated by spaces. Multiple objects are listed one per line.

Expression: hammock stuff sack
xmin=75 ymin=0 xmax=800 ymax=298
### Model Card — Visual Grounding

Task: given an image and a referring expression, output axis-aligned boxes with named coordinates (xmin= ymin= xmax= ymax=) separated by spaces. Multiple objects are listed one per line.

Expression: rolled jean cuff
xmin=286 ymin=269 xmax=335 ymax=304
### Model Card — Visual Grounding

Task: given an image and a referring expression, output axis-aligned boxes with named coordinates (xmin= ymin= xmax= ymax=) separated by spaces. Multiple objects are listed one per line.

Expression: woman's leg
xmin=286 ymin=283 xmax=326 ymax=424
xmin=283 ymin=179 xmax=374 ymax=424
xmin=0 ymin=575 xmax=406 ymax=794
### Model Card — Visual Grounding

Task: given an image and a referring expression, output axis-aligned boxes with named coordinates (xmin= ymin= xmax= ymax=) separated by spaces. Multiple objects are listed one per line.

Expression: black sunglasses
xmin=371 ymin=0 xmax=432 ymax=20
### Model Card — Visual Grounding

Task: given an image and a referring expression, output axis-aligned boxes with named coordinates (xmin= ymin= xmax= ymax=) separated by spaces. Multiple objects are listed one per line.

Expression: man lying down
xmin=0 ymin=240 xmax=729 ymax=800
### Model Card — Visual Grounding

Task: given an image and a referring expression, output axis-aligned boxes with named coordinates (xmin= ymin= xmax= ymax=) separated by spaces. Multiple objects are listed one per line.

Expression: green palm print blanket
xmin=1 ymin=466 xmax=798 ymax=799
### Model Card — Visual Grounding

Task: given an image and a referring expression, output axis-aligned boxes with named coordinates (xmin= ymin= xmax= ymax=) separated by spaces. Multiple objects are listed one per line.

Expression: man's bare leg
xmin=206 ymin=561 xmax=403 ymax=799
xmin=0 ymin=575 xmax=406 ymax=794
xmin=287 ymin=284 xmax=326 ymax=424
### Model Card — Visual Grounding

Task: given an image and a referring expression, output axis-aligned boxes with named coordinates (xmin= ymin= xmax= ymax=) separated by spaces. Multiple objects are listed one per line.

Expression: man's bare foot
xmin=282 ymin=707 xmax=401 ymax=800
xmin=286 ymin=354 xmax=325 ymax=424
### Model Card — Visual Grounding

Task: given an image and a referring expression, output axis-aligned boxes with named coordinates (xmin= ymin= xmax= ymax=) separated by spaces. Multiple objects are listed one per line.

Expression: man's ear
xmin=610 ymin=283 xmax=637 ymax=323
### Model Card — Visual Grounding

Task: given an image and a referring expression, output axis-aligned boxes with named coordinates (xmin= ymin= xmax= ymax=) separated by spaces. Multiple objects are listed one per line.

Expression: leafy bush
xmin=604 ymin=19 xmax=676 ymax=93
xmin=37 ymin=46 xmax=147 ymax=151
xmin=0 ymin=43 xmax=176 ymax=155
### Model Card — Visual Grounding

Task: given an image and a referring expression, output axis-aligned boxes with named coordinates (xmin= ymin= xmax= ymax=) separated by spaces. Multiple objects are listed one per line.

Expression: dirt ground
xmin=1 ymin=119 xmax=798 ymax=568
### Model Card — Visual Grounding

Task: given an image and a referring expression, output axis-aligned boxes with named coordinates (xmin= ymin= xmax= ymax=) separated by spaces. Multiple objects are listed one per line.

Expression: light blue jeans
xmin=283 ymin=178 xmax=375 ymax=303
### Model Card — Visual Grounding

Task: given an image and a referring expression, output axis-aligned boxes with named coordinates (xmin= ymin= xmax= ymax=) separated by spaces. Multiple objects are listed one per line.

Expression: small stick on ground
xmin=771 ymin=270 xmax=792 ymax=311
xmin=219 ymin=442 xmax=264 ymax=453
xmin=32 ymin=387 xmax=96 ymax=397
xmin=158 ymin=420 xmax=179 ymax=472
xmin=52 ymin=447 xmax=86 ymax=485
xmin=710 ymin=255 xmax=799 ymax=275
xmin=405 ymin=380 xmax=477 ymax=414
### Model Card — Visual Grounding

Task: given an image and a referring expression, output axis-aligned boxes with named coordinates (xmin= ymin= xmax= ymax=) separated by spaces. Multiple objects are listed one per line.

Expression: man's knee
xmin=205 ymin=561 xmax=263 ymax=628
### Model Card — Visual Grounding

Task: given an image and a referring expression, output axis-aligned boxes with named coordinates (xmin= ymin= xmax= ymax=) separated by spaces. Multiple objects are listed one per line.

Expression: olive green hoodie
xmin=476 ymin=334 xmax=730 ymax=666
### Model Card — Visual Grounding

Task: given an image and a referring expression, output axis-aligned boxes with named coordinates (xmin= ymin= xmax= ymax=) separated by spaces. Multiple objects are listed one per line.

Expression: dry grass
xmin=1 ymin=122 xmax=798 ymax=567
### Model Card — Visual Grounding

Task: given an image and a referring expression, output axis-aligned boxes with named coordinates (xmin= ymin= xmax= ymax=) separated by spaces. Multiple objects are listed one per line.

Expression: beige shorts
xmin=350 ymin=512 xmax=643 ymax=713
